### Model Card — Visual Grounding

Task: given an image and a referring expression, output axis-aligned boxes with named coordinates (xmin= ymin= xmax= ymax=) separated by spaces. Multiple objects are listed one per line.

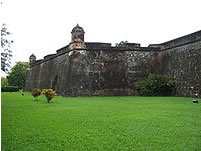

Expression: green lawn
xmin=1 ymin=92 xmax=201 ymax=151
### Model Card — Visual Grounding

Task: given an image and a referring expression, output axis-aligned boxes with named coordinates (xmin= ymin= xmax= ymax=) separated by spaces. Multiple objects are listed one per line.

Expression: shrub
xmin=31 ymin=88 xmax=41 ymax=100
xmin=41 ymin=89 xmax=56 ymax=103
xmin=1 ymin=77 xmax=9 ymax=86
xmin=115 ymin=40 xmax=128 ymax=47
xmin=1 ymin=86 xmax=20 ymax=92
xmin=136 ymin=73 xmax=176 ymax=96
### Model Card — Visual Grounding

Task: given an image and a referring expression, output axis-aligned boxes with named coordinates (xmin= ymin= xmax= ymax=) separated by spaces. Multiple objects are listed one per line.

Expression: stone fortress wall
xmin=155 ymin=31 xmax=201 ymax=98
xmin=25 ymin=25 xmax=201 ymax=97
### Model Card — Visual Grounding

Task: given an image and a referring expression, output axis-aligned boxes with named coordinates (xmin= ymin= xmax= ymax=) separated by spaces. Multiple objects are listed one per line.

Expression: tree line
xmin=1 ymin=24 xmax=29 ymax=90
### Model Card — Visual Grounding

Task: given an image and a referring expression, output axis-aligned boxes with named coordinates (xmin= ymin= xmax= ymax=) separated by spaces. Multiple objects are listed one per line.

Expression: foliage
xmin=1 ymin=24 xmax=13 ymax=73
xmin=41 ymin=89 xmax=56 ymax=103
xmin=31 ymin=88 xmax=41 ymax=99
xmin=115 ymin=40 xmax=128 ymax=47
xmin=1 ymin=77 xmax=9 ymax=86
xmin=7 ymin=61 xmax=29 ymax=89
xmin=136 ymin=73 xmax=176 ymax=96
xmin=2 ymin=92 xmax=201 ymax=151
xmin=1 ymin=86 xmax=20 ymax=92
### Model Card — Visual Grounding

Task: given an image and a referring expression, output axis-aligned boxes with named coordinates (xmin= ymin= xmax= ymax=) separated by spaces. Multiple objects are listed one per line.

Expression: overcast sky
xmin=1 ymin=0 xmax=201 ymax=67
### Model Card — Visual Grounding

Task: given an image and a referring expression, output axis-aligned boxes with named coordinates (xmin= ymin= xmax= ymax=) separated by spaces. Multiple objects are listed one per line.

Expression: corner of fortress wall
xmin=158 ymin=31 xmax=201 ymax=98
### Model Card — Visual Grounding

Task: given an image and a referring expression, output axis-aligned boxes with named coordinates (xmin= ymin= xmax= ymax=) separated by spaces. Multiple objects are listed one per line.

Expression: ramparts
xmin=25 ymin=28 xmax=201 ymax=97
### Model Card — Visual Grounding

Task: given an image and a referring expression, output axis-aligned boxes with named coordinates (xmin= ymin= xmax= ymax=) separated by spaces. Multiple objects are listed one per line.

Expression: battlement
xmin=149 ymin=30 xmax=201 ymax=50
xmin=85 ymin=42 xmax=111 ymax=48
xmin=29 ymin=44 xmax=159 ymax=67
xmin=30 ymin=27 xmax=201 ymax=67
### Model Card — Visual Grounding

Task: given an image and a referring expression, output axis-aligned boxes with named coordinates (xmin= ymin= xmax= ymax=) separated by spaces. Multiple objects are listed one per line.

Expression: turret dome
xmin=71 ymin=24 xmax=85 ymax=33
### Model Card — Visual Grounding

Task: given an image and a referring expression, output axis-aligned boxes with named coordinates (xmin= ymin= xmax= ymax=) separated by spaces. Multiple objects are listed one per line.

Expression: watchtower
xmin=29 ymin=54 xmax=36 ymax=64
xmin=71 ymin=24 xmax=85 ymax=42
xmin=69 ymin=24 xmax=86 ymax=50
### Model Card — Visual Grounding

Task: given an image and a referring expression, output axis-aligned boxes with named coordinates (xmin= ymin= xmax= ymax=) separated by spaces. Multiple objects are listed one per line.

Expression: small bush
xmin=1 ymin=77 xmax=9 ymax=86
xmin=41 ymin=89 xmax=56 ymax=103
xmin=31 ymin=88 xmax=41 ymax=100
xmin=1 ymin=86 xmax=20 ymax=92
xmin=136 ymin=73 xmax=176 ymax=96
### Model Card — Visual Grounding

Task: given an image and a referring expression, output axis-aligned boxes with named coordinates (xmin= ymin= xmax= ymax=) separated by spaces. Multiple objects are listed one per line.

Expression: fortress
xmin=25 ymin=25 xmax=201 ymax=97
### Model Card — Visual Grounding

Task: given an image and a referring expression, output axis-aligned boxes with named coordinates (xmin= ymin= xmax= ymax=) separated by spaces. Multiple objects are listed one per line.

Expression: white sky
xmin=1 ymin=0 xmax=201 ymax=67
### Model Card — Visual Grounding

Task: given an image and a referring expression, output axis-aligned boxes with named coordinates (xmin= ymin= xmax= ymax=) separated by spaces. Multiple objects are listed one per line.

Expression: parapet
xmin=56 ymin=45 xmax=70 ymax=54
xmin=124 ymin=43 xmax=141 ymax=48
xmin=29 ymin=26 xmax=201 ymax=68
xmin=152 ymin=30 xmax=201 ymax=50
xmin=85 ymin=42 xmax=111 ymax=49
xmin=44 ymin=54 xmax=56 ymax=60
xmin=30 ymin=59 xmax=43 ymax=67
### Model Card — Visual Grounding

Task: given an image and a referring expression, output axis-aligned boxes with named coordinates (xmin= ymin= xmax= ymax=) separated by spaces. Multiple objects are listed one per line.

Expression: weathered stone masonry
xmin=25 ymin=25 xmax=201 ymax=97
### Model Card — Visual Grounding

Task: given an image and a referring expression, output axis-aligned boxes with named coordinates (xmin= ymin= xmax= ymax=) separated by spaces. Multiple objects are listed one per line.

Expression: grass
xmin=1 ymin=92 xmax=201 ymax=151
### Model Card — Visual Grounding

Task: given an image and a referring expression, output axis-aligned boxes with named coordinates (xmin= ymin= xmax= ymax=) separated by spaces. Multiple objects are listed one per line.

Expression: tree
xmin=7 ymin=62 xmax=29 ymax=89
xmin=1 ymin=77 xmax=9 ymax=86
xmin=1 ymin=24 xmax=13 ymax=73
